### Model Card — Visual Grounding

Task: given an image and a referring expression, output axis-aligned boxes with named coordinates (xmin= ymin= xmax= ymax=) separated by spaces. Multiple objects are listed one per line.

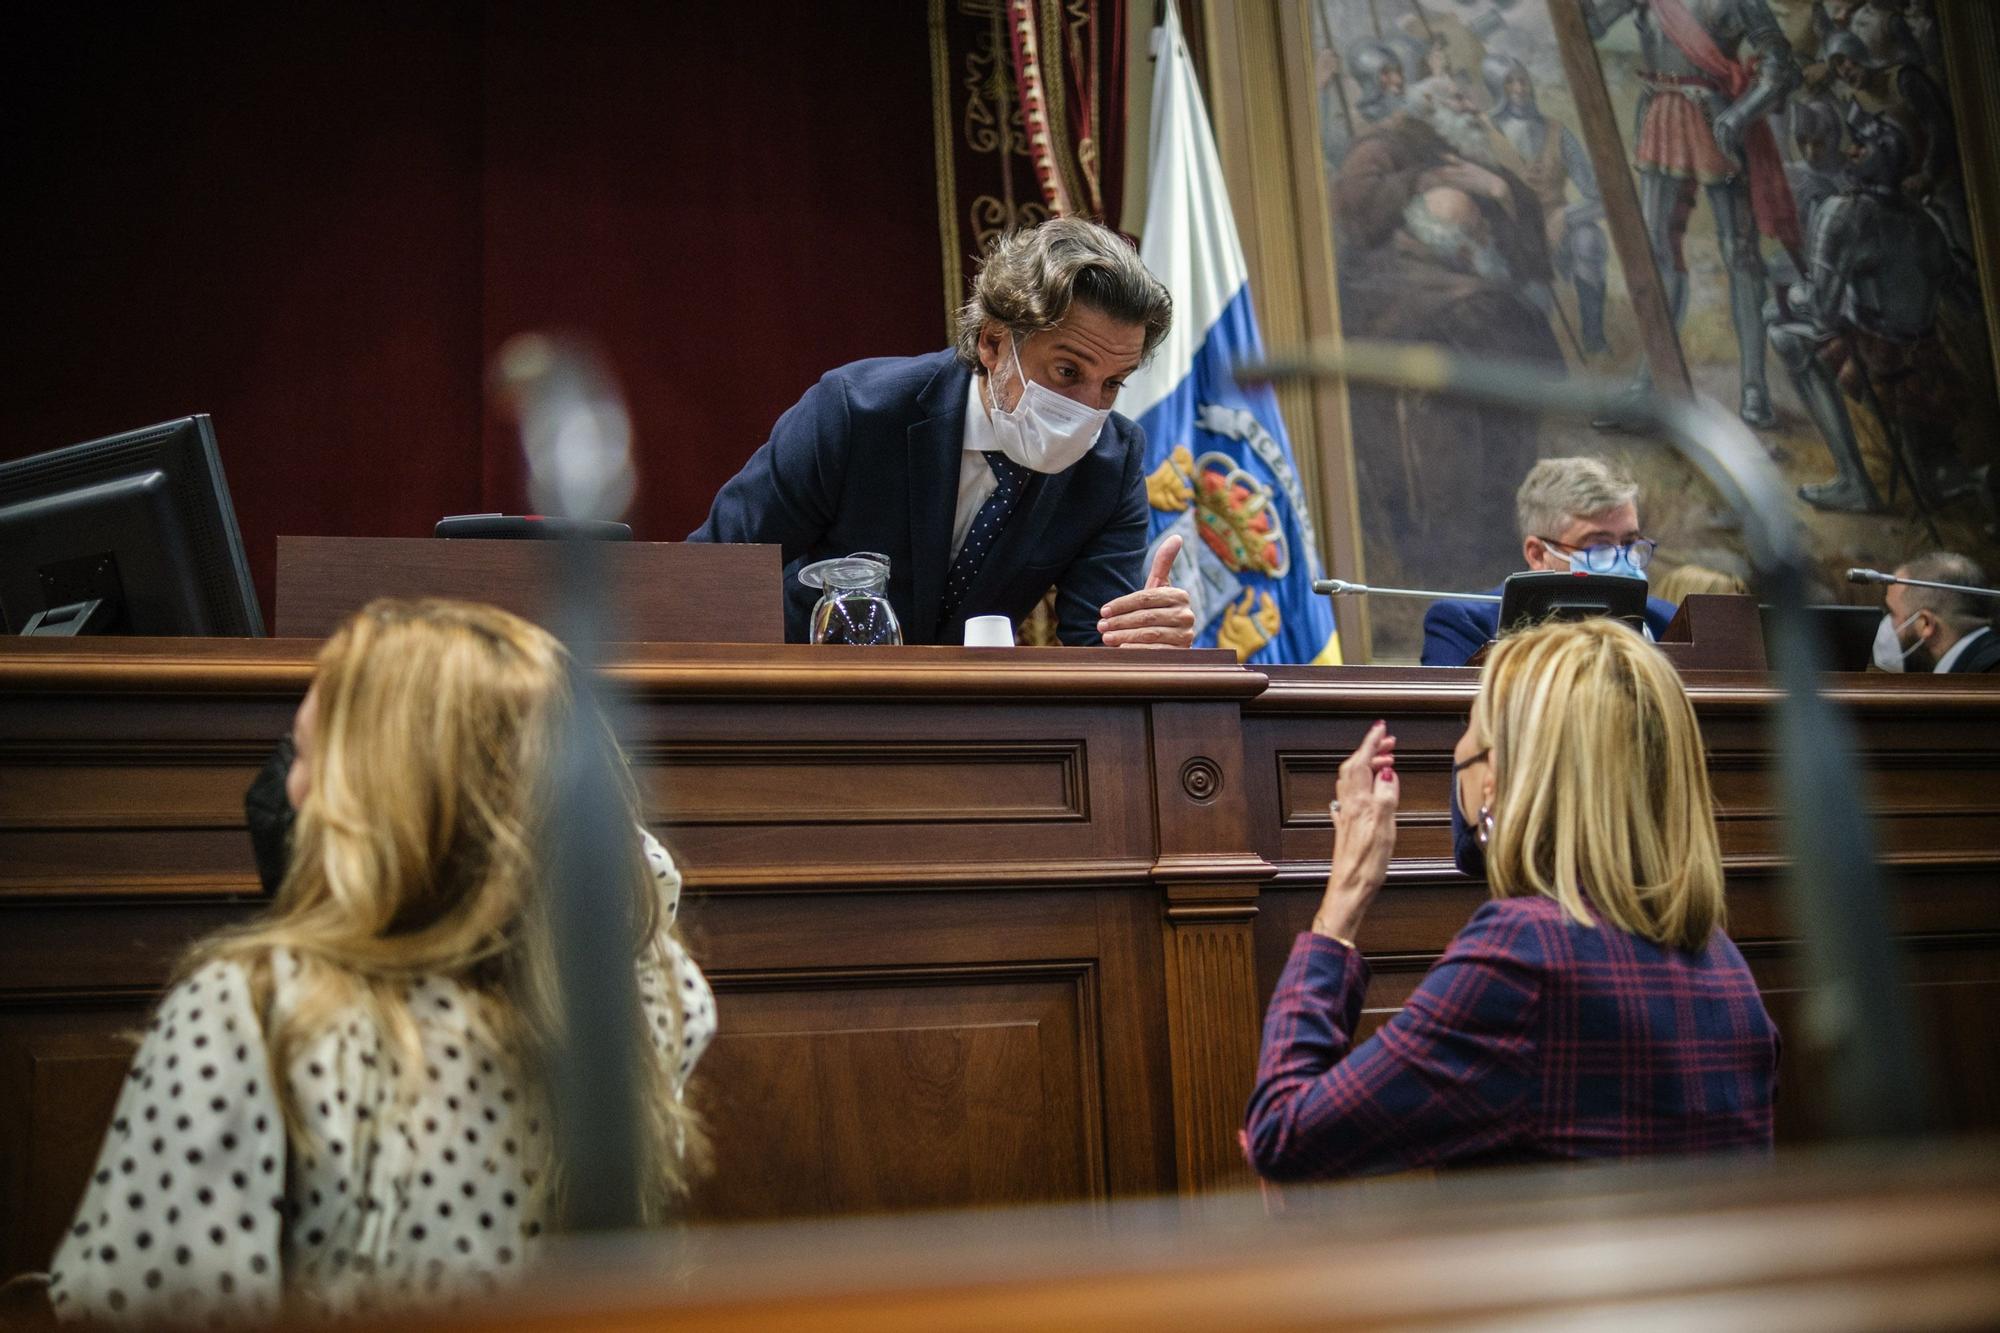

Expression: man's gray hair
xmin=1896 ymin=551 xmax=1994 ymax=630
xmin=1515 ymin=456 xmax=1639 ymax=540
xmin=953 ymin=216 xmax=1172 ymax=372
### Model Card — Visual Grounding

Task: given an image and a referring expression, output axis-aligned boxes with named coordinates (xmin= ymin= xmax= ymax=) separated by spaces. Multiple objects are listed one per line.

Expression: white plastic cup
xmin=963 ymin=615 xmax=1015 ymax=648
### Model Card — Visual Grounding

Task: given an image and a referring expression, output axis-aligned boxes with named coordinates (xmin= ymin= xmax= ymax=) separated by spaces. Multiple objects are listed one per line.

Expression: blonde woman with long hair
xmin=49 ymin=600 xmax=714 ymax=1323
xmin=1247 ymin=617 xmax=1777 ymax=1179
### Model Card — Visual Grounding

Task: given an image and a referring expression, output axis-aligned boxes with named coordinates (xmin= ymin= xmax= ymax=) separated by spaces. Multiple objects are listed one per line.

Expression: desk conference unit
xmin=4 ymin=630 xmax=1999 ymax=1275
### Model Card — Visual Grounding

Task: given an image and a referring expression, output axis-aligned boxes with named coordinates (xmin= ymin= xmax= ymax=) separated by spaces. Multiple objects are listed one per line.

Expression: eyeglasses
xmin=1452 ymin=749 xmax=1490 ymax=778
xmin=1537 ymin=536 xmax=1657 ymax=574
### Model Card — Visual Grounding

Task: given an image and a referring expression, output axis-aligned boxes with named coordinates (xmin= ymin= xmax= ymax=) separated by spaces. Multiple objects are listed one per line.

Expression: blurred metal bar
xmin=492 ymin=334 xmax=645 ymax=1230
xmin=1240 ymin=339 xmax=1935 ymax=1140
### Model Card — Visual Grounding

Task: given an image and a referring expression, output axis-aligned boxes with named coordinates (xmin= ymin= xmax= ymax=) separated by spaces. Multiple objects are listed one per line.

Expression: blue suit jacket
xmin=690 ymin=350 xmax=1149 ymax=645
xmin=1421 ymin=584 xmax=1680 ymax=666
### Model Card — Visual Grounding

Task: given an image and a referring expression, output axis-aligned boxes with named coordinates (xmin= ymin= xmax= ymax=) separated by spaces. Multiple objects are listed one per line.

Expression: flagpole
xmin=1311 ymin=0 xmax=1356 ymax=140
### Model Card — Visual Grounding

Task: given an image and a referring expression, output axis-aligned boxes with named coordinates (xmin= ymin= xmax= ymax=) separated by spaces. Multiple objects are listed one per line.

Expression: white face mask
xmin=1872 ymin=611 xmax=1923 ymax=672
xmin=986 ymin=336 xmax=1111 ymax=475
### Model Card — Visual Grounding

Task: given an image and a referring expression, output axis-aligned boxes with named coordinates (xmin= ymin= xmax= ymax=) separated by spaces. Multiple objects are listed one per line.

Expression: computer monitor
xmin=1497 ymin=570 xmax=1648 ymax=637
xmin=0 ymin=415 xmax=264 ymax=636
xmin=1760 ymin=604 xmax=1881 ymax=673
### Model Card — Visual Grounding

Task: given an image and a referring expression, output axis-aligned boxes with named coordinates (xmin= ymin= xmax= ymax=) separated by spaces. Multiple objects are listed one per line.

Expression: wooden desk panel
xmin=0 ymin=641 xmax=1243 ymax=1276
xmin=3 ymin=641 xmax=1998 ymax=1281
xmin=273 ymin=536 xmax=785 ymax=644
xmin=634 ymin=700 xmax=1154 ymax=890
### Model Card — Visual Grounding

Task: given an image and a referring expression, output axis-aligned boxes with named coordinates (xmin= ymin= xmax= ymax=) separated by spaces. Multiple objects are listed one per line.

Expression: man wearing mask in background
xmin=1422 ymin=456 xmax=1680 ymax=666
xmin=1875 ymin=551 xmax=2000 ymax=673
xmin=691 ymin=217 xmax=1195 ymax=648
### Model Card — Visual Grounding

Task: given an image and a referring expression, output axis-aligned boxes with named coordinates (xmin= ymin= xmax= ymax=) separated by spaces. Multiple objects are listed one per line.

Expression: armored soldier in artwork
xmin=1482 ymin=55 xmax=1612 ymax=355
xmin=1811 ymin=0 xmax=1922 ymax=69
xmin=1348 ymin=41 xmax=1409 ymax=125
xmin=1821 ymin=30 xmax=1970 ymax=263
xmin=1768 ymin=116 xmax=1959 ymax=513
xmin=1586 ymin=0 xmax=1802 ymax=428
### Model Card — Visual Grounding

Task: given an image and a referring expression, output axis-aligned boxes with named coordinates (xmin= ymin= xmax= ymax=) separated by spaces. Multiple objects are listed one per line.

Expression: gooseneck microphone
xmin=1313 ymin=578 xmax=1501 ymax=604
xmin=1848 ymin=568 xmax=2000 ymax=600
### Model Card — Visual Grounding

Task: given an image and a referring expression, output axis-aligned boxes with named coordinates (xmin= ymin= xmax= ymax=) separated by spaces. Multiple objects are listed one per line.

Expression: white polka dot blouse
xmin=48 ymin=831 xmax=715 ymax=1324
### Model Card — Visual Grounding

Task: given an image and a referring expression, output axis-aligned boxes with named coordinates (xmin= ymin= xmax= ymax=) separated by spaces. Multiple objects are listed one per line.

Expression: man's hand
xmin=1099 ymin=534 xmax=1197 ymax=649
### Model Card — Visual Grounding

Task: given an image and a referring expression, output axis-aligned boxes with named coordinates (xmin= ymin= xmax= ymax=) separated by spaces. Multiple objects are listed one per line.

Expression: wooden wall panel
xmin=1751 ymin=936 xmax=2000 ymax=1143
xmin=676 ymin=879 xmax=1176 ymax=1221
xmin=635 ymin=701 xmax=1154 ymax=891
xmin=0 ymin=1008 xmax=150 ymax=1279
xmin=691 ymin=967 xmax=1100 ymax=1220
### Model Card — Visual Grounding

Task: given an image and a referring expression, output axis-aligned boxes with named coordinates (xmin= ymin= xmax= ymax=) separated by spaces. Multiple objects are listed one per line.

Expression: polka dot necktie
xmin=941 ymin=451 xmax=1030 ymax=627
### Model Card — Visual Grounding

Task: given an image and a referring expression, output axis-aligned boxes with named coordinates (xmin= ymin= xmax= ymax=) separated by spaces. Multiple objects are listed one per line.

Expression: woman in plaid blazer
xmin=1245 ymin=618 xmax=1779 ymax=1180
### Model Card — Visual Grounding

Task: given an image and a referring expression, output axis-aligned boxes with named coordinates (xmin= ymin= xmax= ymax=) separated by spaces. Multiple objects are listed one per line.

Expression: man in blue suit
xmin=691 ymin=218 xmax=1196 ymax=648
xmin=1422 ymin=456 xmax=1678 ymax=666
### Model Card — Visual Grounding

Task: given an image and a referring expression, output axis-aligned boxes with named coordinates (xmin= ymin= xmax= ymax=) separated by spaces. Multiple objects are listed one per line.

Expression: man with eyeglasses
xmin=1421 ymin=456 xmax=1679 ymax=666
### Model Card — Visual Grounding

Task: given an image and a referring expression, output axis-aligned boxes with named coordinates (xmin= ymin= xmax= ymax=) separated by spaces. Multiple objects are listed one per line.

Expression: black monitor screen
xmin=1498 ymin=570 xmax=1648 ymax=638
xmin=1760 ymin=604 xmax=1880 ymax=673
xmin=0 ymin=415 xmax=263 ymax=636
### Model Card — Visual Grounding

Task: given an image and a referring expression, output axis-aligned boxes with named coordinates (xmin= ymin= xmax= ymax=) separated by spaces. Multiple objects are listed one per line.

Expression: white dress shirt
xmin=951 ymin=374 xmax=1003 ymax=561
xmin=1934 ymin=625 xmax=1992 ymax=673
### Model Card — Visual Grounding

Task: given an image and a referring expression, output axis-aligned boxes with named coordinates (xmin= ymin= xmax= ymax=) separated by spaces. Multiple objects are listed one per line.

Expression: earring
xmin=1477 ymin=805 xmax=1494 ymax=848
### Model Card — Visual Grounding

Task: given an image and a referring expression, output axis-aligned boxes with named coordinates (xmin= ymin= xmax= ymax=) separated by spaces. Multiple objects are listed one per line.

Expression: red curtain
xmin=932 ymin=0 xmax=1128 ymax=303
xmin=2 ymin=1 xmax=945 ymax=624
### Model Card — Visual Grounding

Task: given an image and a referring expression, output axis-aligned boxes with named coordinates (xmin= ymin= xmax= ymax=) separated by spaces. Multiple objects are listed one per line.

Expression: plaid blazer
xmin=1245 ymin=896 xmax=1779 ymax=1181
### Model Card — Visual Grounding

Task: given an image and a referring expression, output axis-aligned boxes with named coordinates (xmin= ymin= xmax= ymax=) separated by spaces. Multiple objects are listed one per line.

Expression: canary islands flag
xmin=1120 ymin=1 xmax=1340 ymax=665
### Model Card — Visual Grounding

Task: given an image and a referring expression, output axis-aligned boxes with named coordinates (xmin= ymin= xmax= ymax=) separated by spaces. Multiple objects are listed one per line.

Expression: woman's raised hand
xmin=1313 ymin=721 xmax=1401 ymax=944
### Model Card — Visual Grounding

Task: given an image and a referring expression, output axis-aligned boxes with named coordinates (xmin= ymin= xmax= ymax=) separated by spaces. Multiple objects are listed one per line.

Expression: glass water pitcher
xmin=798 ymin=552 xmax=903 ymax=646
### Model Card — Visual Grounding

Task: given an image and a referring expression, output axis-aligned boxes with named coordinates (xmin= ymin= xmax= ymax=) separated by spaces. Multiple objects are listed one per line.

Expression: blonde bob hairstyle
xmin=1470 ymin=617 xmax=1726 ymax=952
xmin=182 ymin=598 xmax=703 ymax=1212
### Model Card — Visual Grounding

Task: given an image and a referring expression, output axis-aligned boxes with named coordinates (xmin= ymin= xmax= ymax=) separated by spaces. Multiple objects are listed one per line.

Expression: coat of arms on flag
xmin=1118 ymin=0 xmax=1340 ymax=665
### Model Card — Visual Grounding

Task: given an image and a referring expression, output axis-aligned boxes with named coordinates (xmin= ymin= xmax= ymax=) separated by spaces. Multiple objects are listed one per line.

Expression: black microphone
xmin=1848 ymin=568 xmax=2000 ymax=600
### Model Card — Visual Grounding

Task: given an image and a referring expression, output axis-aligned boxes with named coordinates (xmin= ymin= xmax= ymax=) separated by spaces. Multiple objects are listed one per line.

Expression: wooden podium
xmin=1654 ymin=593 xmax=1766 ymax=672
xmin=273 ymin=536 xmax=784 ymax=642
